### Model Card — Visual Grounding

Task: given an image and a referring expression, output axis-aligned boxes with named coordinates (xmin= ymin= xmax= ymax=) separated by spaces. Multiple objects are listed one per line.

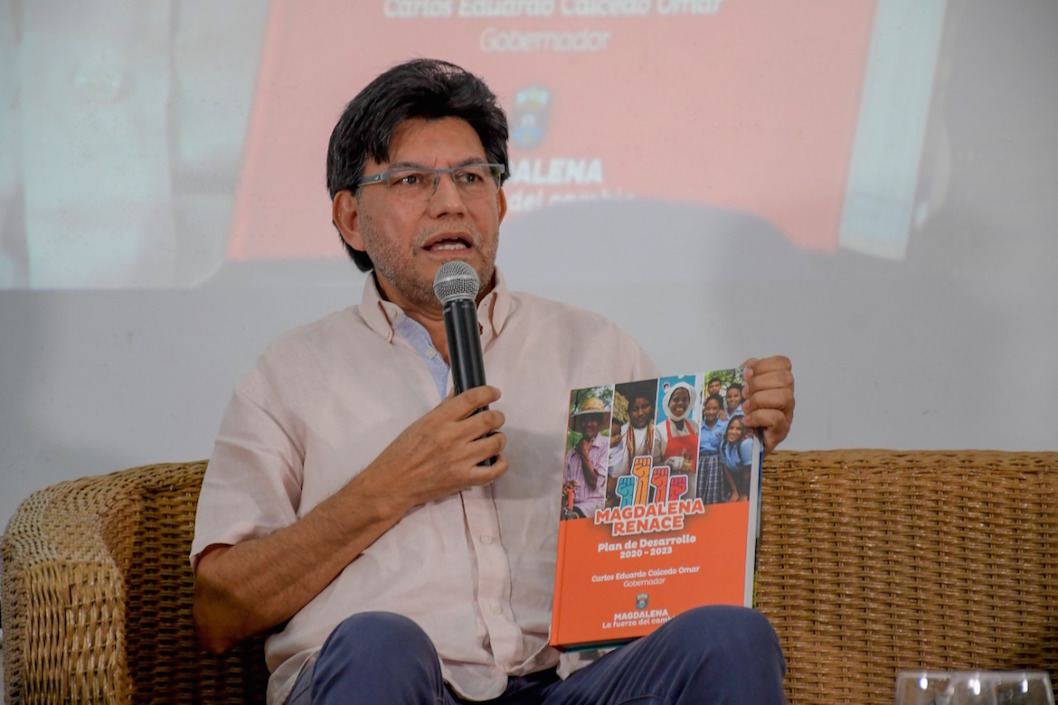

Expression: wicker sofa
xmin=3 ymin=450 xmax=1058 ymax=704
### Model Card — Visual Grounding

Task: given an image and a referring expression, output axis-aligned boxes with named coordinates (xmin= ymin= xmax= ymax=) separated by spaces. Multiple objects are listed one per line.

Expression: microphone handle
xmin=443 ymin=298 xmax=493 ymax=467
xmin=443 ymin=298 xmax=487 ymax=394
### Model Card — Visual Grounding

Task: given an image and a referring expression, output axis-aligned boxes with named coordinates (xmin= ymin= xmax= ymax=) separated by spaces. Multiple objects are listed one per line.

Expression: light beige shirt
xmin=191 ymin=271 xmax=658 ymax=704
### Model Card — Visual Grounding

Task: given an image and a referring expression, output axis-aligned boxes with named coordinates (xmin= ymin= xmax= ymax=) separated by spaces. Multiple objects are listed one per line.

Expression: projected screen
xmin=0 ymin=0 xmax=946 ymax=288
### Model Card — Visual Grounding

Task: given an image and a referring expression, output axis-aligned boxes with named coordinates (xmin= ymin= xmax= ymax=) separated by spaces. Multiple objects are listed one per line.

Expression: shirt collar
xmin=358 ymin=267 xmax=512 ymax=342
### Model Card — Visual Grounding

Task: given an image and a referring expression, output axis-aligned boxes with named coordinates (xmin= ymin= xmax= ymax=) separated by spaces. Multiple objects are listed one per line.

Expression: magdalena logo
xmin=510 ymin=85 xmax=551 ymax=150
xmin=635 ymin=593 xmax=649 ymax=610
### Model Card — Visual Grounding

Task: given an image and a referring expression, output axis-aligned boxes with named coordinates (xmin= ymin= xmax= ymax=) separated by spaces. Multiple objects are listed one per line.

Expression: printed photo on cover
xmin=562 ymin=387 xmax=613 ymax=520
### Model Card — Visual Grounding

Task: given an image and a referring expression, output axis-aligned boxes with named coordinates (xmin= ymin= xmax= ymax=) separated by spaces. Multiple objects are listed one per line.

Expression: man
xmin=707 ymin=376 xmax=723 ymax=398
xmin=606 ymin=404 xmax=627 ymax=487
xmin=562 ymin=396 xmax=611 ymax=518
xmin=723 ymin=382 xmax=746 ymax=421
xmin=608 ymin=381 xmax=657 ymax=467
xmin=605 ymin=380 xmax=656 ymax=507
xmin=191 ymin=58 xmax=796 ymax=705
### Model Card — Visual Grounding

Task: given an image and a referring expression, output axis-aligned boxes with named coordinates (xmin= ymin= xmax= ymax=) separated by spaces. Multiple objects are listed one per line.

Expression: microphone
xmin=434 ymin=261 xmax=494 ymax=467
xmin=433 ymin=260 xmax=487 ymax=395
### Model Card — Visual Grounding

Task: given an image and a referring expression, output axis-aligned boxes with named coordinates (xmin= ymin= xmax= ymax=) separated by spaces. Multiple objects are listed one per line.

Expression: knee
xmin=313 ymin=612 xmax=442 ymax=704
xmin=678 ymin=604 xmax=776 ymax=638
xmin=669 ymin=605 xmax=783 ymax=664
xmin=322 ymin=611 xmax=434 ymax=661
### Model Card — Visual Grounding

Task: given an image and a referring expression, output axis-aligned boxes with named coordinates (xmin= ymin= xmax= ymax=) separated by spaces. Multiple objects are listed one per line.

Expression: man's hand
xmin=365 ymin=385 xmax=508 ymax=513
xmin=575 ymin=437 xmax=599 ymax=484
xmin=740 ymin=356 xmax=795 ymax=454
xmin=576 ymin=437 xmax=593 ymax=460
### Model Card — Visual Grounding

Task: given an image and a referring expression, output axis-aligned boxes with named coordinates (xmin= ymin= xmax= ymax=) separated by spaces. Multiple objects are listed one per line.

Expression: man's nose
xmin=430 ymin=170 xmax=461 ymax=197
xmin=428 ymin=171 xmax=468 ymax=211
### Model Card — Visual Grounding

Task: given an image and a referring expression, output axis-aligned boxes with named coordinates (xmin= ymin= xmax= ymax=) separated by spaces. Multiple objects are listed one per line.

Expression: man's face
xmin=578 ymin=414 xmax=602 ymax=441
xmin=707 ymin=380 xmax=721 ymax=395
xmin=628 ymin=396 xmax=654 ymax=430
xmin=336 ymin=117 xmax=506 ymax=313
xmin=726 ymin=387 xmax=743 ymax=409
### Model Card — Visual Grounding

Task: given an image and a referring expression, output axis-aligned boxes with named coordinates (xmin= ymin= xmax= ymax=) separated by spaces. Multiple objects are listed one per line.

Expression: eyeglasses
xmin=355 ymin=163 xmax=505 ymax=204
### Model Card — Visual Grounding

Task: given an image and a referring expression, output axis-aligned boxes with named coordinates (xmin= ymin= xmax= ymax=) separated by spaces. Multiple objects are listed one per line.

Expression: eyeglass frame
xmin=352 ymin=162 xmax=507 ymax=199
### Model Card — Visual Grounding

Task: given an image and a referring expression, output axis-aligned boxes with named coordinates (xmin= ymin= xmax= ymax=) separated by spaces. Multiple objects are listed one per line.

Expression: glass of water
xmin=896 ymin=671 xmax=1054 ymax=705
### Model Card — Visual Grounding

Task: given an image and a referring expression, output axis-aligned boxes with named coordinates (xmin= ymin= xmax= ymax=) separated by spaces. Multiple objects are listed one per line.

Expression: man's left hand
xmin=740 ymin=355 xmax=795 ymax=455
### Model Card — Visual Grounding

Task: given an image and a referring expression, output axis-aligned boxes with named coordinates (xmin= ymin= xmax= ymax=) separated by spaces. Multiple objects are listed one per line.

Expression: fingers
xmin=382 ymin=385 xmax=509 ymax=502
xmin=742 ymin=356 xmax=793 ymax=390
xmin=474 ymin=456 xmax=509 ymax=485
xmin=425 ymin=406 xmax=506 ymax=463
xmin=461 ymin=407 xmax=505 ymax=441
xmin=464 ymin=446 xmax=509 ymax=486
xmin=428 ymin=386 xmax=505 ymax=448
xmin=746 ymin=407 xmax=793 ymax=454
xmin=740 ymin=356 xmax=795 ymax=454
xmin=742 ymin=356 xmax=793 ymax=407
xmin=470 ymin=418 xmax=508 ymax=465
xmin=446 ymin=385 xmax=502 ymax=418
xmin=743 ymin=387 xmax=795 ymax=419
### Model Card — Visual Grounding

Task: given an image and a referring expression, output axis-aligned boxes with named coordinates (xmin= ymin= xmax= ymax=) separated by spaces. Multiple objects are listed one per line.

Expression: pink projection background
xmin=229 ymin=0 xmax=877 ymax=262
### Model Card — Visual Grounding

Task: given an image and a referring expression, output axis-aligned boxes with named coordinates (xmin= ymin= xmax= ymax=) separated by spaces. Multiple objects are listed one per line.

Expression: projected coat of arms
xmin=510 ymin=85 xmax=551 ymax=151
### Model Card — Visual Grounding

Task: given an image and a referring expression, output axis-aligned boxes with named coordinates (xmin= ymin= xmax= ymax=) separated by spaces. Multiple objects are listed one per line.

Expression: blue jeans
xmin=287 ymin=605 xmax=786 ymax=704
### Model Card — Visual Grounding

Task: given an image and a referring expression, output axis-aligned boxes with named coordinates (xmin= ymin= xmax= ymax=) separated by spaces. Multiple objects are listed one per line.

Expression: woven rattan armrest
xmin=2 ymin=461 xmax=269 ymax=705
xmin=2 ymin=470 xmax=139 ymax=703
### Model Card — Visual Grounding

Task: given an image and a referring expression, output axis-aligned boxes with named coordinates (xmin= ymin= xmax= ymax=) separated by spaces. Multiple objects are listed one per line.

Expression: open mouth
xmin=425 ymin=235 xmax=472 ymax=252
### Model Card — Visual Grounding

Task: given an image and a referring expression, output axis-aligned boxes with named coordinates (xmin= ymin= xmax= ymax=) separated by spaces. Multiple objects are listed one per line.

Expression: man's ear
xmin=496 ymin=186 xmax=508 ymax=225
xmin=333 ymin=190 xmax=366 ymax=252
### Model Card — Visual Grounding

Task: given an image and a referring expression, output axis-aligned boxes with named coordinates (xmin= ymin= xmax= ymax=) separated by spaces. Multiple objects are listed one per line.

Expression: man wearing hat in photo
xmin=562 ymin=395 xmax=611 ymax=519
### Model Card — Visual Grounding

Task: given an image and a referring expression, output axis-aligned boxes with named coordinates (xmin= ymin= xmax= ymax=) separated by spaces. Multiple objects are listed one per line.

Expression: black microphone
xmin=433 ymin=260 xmax=487 ymax=394
xmin=434 ymin=261 xmax=493 ymax=466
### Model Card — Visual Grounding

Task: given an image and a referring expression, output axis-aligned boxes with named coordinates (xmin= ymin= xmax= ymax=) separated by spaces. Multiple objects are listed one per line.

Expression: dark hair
xmin=722 ymin=416 xmax=746 ymax=449
xmin=619 ymin=380 xmax=657 ymax=409
xmin=703 ymin=393 xmax=724 ymax=409
xmin=326 ymin=58 xmax=510 ymax=271
xmin=727 ymin=382 xmax=744 ymax=394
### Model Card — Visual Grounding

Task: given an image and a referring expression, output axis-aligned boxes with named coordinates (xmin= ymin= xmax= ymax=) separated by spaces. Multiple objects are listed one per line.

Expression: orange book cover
xmin=551 ymin=370 xmax=762 ymax=651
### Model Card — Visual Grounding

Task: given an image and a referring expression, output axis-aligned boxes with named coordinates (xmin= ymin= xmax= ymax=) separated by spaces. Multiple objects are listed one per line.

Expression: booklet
xmin=550 ymin=369 xmax=763 ymax=651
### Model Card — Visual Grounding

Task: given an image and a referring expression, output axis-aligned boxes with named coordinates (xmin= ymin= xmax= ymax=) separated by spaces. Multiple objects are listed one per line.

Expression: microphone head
xmin=433 ymin=261 xmax=481 ymax=304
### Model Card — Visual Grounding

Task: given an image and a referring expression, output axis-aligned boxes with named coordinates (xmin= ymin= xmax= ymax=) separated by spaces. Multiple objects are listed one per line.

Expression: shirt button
xmin=480 ymin=534 xmax=494 ymax=545
xmin=490 ymin=603 xmax=503 ymax=615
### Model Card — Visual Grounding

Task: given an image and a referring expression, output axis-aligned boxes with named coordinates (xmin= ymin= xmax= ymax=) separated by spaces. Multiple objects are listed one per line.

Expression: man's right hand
xmin=193 ymin=385 xmax=507 ymax=653
xmin=363 ymin=384 xmax=508 ymax=514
